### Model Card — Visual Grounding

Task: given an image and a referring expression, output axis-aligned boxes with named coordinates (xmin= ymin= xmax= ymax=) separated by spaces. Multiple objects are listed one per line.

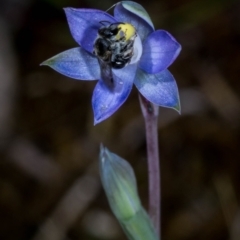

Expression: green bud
xmin=99 ymin=145 xmax=159 ymax=240
xmin=99 ymin=145 xmax=141 ymax=220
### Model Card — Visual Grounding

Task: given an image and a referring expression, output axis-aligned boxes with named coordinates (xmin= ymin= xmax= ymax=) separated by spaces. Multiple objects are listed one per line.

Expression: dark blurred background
xmin=0 ymin=0 xmax=240 ymax=239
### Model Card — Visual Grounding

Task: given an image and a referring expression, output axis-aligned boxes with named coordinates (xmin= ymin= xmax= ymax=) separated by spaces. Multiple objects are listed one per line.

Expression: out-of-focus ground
xmin=0 ymin=0 xmax=240 ymax=239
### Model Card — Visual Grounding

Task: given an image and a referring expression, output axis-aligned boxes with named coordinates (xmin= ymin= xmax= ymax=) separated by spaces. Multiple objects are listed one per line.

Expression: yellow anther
xmin=117 ymin=23 xmax=136 ymax=40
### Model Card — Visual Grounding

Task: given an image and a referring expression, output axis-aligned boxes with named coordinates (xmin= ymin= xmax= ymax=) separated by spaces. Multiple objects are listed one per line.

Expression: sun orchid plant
xmin=41 ymin=1 xmax=181 ymax=239
xmin=42 ymin=1 xmax=181 ymax=124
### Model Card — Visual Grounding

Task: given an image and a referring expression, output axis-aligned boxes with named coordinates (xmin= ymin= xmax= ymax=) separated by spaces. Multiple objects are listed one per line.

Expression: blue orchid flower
xmin=41 ymin=1 xmax=181 ymax=124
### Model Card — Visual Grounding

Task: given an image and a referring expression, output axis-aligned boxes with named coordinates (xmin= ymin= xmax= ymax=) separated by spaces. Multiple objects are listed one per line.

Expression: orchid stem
xmin=139 ymin=94 xmax=160 ymax=237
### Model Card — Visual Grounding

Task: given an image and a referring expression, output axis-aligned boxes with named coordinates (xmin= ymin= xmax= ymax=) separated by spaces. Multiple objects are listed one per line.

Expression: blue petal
xmin=139 ymin=30 xmax=181 ymax=74
xmin=64 ymin=8 xmax=116 ymax=53
xmin=134 ymin=69 xmax=180 ymax=112
xmin=114 ymin=2 xmax=154 ymax=40
xmin=41 ymin=47 xmax=100 ymax=80
xmin=92 ymin=64 xmax=137 ymax=124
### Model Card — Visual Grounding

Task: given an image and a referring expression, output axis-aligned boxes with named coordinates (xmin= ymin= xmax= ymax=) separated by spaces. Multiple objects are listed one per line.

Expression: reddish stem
xmin=139 ymin=94 xmax=160 ymax=237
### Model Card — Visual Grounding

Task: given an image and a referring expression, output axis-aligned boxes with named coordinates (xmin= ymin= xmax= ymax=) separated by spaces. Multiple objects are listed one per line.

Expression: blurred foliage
xmin=0 ymin=0 xmax=240 ymax=240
